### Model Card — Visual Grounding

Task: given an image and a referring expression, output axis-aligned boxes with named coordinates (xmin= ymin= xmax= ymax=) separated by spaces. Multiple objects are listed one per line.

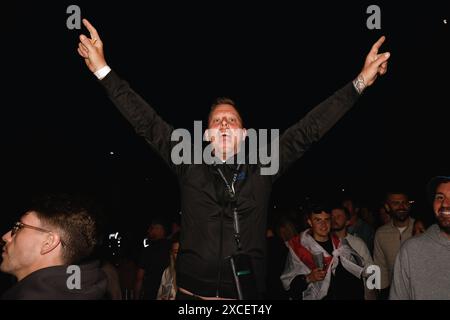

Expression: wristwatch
xmin=353 ymin=74 xmax=366 ymax=94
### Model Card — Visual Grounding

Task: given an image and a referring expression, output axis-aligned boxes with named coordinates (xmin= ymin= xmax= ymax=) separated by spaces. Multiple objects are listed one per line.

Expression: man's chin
xmin=437 ymin=217 xmax=450 ymax=235
xmin=395 ymin=213 xmax=409 ymax=221
xmin=438 ymin=224 xmax=450 ymax=235
xmin=0 ymin=262 xmax=8 ymax=273
xmin=215 ymin=147 xmax=236 ymax=158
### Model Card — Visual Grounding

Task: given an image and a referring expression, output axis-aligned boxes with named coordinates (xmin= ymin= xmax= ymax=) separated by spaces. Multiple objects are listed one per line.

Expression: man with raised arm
xmin=76 ymin=19 xmax=390 ymax=299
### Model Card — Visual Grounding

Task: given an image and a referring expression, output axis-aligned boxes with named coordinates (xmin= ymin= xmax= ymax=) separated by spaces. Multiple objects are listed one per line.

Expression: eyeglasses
xmin=11 ymin=222 xmax=51 ymax=237
xmin=10 ymin=222 xmax=66 ymax=247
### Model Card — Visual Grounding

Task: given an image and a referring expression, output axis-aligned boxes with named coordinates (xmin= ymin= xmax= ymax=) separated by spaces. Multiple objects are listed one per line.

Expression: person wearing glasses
xmin=0 ymin=194 xmax=107 ymax=299
xmin=76 ymin=19 xmax=390 ymax=299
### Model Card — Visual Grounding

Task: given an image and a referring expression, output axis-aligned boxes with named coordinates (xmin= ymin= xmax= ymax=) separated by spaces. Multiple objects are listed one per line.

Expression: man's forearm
xmin=99 ymin=69 xmax=177 ymax=169
xmin=276 ymin=81 xmax=360 ymax=178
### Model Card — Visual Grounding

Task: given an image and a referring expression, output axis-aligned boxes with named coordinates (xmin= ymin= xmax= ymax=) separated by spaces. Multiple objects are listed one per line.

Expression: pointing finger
xmin=370 ymin=36 xmax=386 ymax=55
xmin=82 ymin=19 xmax=101 ymax=42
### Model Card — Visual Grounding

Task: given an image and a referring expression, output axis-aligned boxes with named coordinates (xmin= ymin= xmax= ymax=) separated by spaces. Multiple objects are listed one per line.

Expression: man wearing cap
xmin=390 ymin=176 xmax=450 ymax=299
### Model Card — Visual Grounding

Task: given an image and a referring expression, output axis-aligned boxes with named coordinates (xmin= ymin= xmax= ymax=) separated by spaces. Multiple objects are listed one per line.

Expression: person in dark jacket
xmin=135 ymin=219 xmax=171 ymax=300
xmin=76 ymin=18 xmax=390 ymax=299
xmin=1 ymin=194 xmax=107 ymax=299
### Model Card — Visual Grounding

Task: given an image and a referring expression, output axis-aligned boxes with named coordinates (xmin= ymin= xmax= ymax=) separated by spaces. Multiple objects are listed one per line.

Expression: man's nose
xmin=442 ymin=196 xmax=450 ymax=207
xmin=2 ymin=231 xmax=11 ymax=243
xmin=220 ymin=118 xmax=229 ymax=127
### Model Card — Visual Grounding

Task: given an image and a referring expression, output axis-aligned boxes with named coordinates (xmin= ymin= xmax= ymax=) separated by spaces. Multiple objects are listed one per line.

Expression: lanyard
xmin=216 ymin=164 xmax=242 ymax=251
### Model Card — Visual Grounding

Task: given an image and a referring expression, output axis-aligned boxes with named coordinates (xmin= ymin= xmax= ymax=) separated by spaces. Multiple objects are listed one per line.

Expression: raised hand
xmin=356 ymin=36 xmax=391 ymax=91
xmin=77 ymin=19 xmax=107 ymax=73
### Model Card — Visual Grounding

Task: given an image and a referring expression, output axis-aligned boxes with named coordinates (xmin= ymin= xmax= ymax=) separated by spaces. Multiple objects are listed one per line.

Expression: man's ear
xmin=41 ymin=233 xmax=62 ymax=255
xmin=384 ymin=203 xmax=390 ymax=213
xmin=307 ymin=218 xmax=312 ymax=228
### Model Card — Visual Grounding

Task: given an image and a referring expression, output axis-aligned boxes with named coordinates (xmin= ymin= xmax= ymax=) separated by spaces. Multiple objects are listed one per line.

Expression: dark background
xmin=3 ymin=1 xmax=449 ymax=241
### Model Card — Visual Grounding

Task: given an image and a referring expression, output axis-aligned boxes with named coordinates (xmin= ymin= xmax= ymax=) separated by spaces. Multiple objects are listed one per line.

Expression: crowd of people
xmin=1 ymin=18 xmax=448 ymax=300
xmin=1 ymin=176 xmax=449 ymax=300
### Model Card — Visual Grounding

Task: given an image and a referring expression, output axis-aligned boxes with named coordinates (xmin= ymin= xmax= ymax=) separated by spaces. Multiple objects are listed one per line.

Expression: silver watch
xmin=353 ymin=75 xmax=366 ymax=94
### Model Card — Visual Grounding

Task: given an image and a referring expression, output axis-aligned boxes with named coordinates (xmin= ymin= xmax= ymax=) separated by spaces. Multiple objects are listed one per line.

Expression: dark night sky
xmin=3 ymin=1 xmax=449 ymax=239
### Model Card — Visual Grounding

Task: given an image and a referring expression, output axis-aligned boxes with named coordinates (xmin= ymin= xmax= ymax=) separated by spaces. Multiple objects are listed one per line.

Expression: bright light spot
xmin=109 ymin=151 xmax=114 ymax=155
xmin=109 ymin=232 xmax=119 ymax=240
xmin=444 ymin=19 xmax=447 ymax=24
xmin=143 ymin=238 xmax=149 ymax=248
xmin=342 ymin=188 xmax=345 ymax=192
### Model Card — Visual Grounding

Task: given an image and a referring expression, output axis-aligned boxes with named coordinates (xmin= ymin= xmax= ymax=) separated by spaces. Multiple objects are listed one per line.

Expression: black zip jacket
xmin=2 ymin=261 xmax=107 ymax=300
xmin=100 ymin=71 xmax=359 ymax=298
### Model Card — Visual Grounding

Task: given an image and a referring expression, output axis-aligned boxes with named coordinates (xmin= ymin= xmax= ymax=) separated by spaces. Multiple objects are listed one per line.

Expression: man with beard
xmin=331 ymin=205 xmax=376 ymax=299
xmin=373 ymin=191 xmax=415 ymax=299
xmin=390 ymin=176 xmax=450 ymax=299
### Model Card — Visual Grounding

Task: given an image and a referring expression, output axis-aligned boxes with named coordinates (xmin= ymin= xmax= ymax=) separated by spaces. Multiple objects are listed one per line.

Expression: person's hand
xmin=356 ymin=36 xmax=390 ymax=92
xmin=306 ymin=268 xmax=327 ymax=283
xmin=77 ymin=19 xmax=107 ymax=73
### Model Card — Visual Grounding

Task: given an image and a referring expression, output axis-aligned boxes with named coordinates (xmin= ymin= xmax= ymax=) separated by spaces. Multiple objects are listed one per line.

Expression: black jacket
xmin=2 ymin=261 xmax=107 ymax=300
xmin=100 ymin=71 xmax=359 ymax=298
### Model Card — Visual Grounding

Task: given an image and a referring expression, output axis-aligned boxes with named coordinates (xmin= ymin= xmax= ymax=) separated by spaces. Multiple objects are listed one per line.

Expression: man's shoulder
xmin=399 ymin=232 xmax=433 ymax=256
xmin=375 ymin=223 xmax=395 ymax=236
xmin=346 ymin=233 xmax=366 ymax=246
